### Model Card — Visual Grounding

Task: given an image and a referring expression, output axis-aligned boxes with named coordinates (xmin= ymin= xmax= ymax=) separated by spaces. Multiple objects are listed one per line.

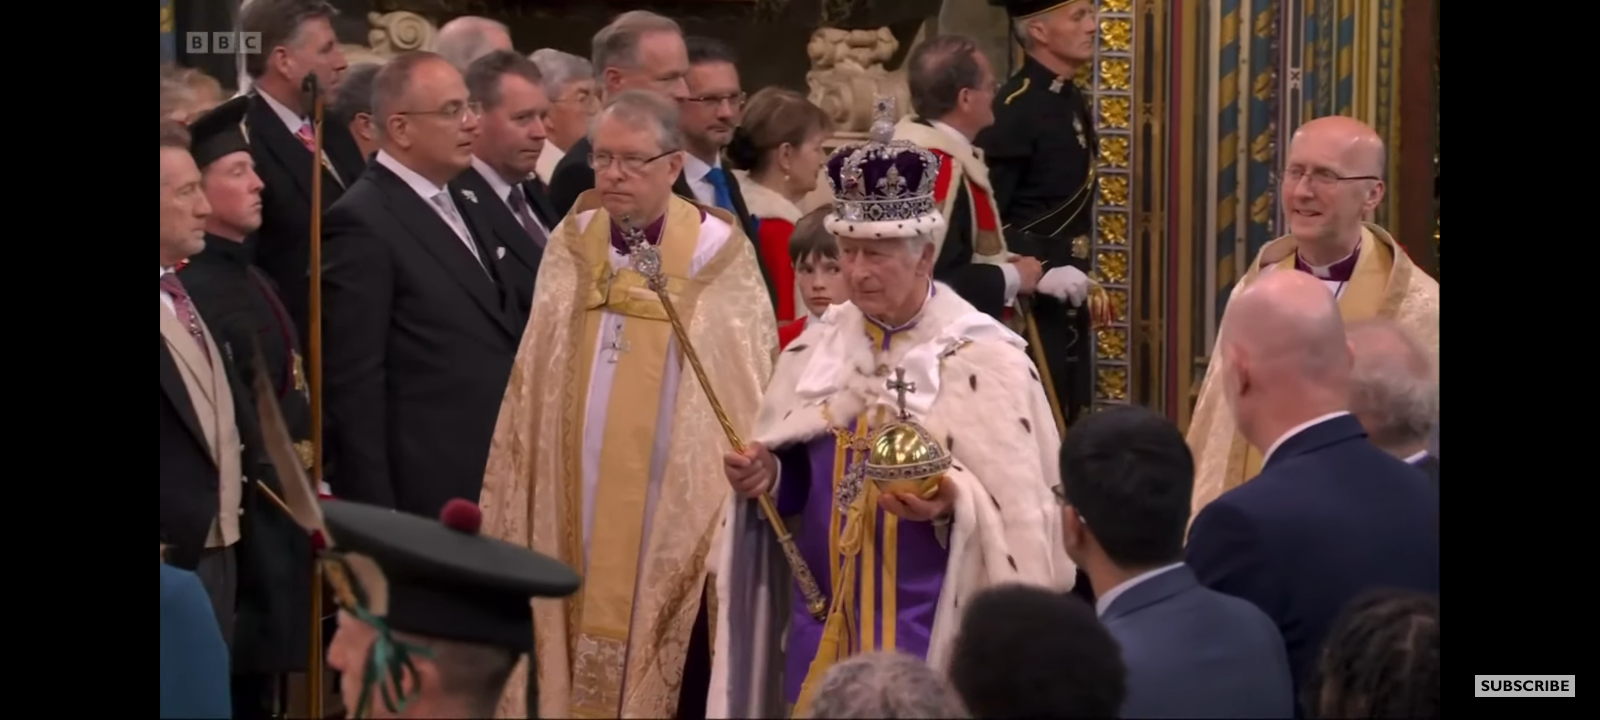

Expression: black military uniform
xmin=180 ymin=96 xmax=315 ymax=473
xmin=179 ymin=97 xmax=319 ymax=719
xmin=977 ymin=0 xmax=1100 ymax=426
xmin=317 ymin=498 xmax=580 ymax=718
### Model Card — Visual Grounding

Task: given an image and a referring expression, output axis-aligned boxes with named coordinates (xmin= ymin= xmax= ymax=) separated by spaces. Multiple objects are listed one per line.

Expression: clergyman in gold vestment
xmin=477 ymin=91 xmax=776 ymax=718
xmin=1187 ymin=117 xmax=1439 ymax=517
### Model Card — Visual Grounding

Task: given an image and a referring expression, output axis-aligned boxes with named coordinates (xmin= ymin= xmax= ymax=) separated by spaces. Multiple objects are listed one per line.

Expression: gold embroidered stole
xmin=1227 ymin=227 xmax=1397 ymax=481
xmin=566 ymin=201 xmax=703 ymax=718
xmin=794 ymin=324 xmax=907 ymax=717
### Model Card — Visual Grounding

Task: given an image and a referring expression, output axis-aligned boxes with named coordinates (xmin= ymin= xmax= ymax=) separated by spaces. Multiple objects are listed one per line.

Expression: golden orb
xmin=865 ymin=420 xmax=952 ymax=497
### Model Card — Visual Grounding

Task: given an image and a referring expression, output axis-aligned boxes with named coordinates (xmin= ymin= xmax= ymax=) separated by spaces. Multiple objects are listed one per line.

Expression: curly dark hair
xmin=1304 ymin=589 xmax=1440 ymax=718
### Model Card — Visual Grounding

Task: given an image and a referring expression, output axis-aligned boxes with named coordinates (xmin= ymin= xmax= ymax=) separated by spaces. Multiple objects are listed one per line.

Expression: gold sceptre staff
xmin=617 ymin=215 xmax=828 ymax=621
xmin=300 ymin=71 xmax=328 ymax=720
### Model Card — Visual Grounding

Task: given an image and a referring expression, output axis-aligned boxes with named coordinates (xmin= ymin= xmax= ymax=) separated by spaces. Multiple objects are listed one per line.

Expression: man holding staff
xmin=708 ymin=100 xmax=1075 ymax=719
xmin=477 ymin=90 xmax=774 ymax=719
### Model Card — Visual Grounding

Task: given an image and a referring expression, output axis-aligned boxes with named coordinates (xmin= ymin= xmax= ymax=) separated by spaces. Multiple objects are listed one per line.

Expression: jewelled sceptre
xmin=618 ymin=215 xmax=828 ymax=621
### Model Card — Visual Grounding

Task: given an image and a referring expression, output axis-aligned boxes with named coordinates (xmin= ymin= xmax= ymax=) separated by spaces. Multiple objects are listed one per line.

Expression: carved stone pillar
xmin=799 ymin=25 xmax=915 ymax=212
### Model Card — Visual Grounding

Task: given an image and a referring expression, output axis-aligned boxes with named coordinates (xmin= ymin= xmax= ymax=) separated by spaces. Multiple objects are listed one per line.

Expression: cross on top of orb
xmin=885 ymin=367 xmax=916 ymax=421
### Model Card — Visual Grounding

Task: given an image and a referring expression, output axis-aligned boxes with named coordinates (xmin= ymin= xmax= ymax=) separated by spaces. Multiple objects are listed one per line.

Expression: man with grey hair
xmin=807 ymin=652 xmax=969 ymax=719
xmin=239 ymin=0 xmax=366 ymax=344
xmin=1347 ymin=318 xmax=1439 ymax=487
xmin=329 ymin=62 xmax=381 ymax=160
xmin=547 ymin=10 xmax=690 ymax=215
xmin=528 ymin=48 xmax=598 ymax=184
xmin=711 ymin=106 xmax=1071 ymax=719
xmin=433 ymin=15 xmax=513 ymax=71
xmin=479 ymin=89 xmax=775 ymax=719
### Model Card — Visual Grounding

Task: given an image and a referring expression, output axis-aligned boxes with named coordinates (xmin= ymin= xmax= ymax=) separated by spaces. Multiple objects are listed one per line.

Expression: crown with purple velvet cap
xmin=823 ymin=95 xmax=945 ymax=240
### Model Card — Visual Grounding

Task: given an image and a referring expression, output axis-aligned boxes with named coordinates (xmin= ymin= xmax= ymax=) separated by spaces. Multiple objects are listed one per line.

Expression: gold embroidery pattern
xmin=571 ymin=634 xmax=627 ymax=714
xmin=1071 ymin=235 xmax=1091 ymax=259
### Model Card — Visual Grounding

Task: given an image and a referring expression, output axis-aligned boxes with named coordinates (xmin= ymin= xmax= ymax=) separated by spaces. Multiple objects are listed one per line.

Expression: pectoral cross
xmin=604 ymin=322 xmax=629 ymax=363
xmin=886 ymin=368 xmax=916 ymax=421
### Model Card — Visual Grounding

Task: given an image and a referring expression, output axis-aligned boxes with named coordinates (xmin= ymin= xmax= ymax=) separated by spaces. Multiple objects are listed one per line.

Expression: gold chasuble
xmin=479 ymin=190 xmax=776 ymax=718
xmin=1186 ymin=223 xmax=1439 ymax=516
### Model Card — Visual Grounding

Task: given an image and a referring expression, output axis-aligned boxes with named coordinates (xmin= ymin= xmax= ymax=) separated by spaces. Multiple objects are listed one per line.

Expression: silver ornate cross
xmin=618 ymin=214 xmax=667 ymax=292
xmin=885 ymin=368 xmax=916 ymax=421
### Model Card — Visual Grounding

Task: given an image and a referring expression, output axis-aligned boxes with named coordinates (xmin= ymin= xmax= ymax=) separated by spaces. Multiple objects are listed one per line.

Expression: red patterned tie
xmin=161 ymin=271 xmax=211 ymax=362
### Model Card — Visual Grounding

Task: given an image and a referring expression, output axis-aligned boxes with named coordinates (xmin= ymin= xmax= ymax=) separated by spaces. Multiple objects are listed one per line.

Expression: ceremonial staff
xmin=1017 ymin=284 xmax=1113 ymax=437
xmin=301 ymin=71 xmax=328 ymax=720
xmin=618 ymin=216 xmax=828 ymax=621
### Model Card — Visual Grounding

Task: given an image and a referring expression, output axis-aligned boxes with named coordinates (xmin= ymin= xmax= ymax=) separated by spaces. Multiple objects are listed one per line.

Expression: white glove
xmin=1036 ymin=266 xmax=1090 ymax=306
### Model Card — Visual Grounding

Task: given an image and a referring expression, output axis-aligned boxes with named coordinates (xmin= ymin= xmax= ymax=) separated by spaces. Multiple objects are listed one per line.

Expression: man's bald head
xmin=435 ymin=16 xmax=513 ymax=71
xmin=1222 ymin=269 xmax=1351 ymax=385
xmin=1347 ymin=319 xmax=1436 ymax=455
xmin=1282 ymin=116 xmax=1387 ymax=261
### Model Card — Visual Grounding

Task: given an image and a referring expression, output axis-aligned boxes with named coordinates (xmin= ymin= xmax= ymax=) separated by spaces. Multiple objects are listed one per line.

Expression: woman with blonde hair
xmin=161 ymin=65 xmax=224 ymax=125
xmin=726 ymin=87 xmax=834 ymax=323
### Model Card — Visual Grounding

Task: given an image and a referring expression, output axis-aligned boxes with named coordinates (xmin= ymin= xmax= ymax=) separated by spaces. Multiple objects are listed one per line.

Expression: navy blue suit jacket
xmin=1104 ymin=564 xmax=1294 ymax=718
xmin=160 ymin=564 xmax=232 ymax=719
xmin=1185 ymin=414 xmax=1439 ymax=700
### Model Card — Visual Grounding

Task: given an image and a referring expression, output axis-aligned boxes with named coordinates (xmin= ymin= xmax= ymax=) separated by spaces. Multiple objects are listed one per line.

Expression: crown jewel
xmin=823 ymin=95 xmax=946 ymax=240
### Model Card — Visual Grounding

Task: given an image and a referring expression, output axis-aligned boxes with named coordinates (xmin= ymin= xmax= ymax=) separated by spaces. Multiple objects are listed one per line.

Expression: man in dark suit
xmin=160 ymin=120 xmax=310 ymax=719
xmin=1186 ymin=271 xmax=1439 ymax=704
xmin=321 ymin=52 xmax=522 ymax=519
xmin=239 ymin=0 xmax=367 ymax=343
xmin=1060 ymin=405 xmax=1293 ymax=718
xmin=460 ymin=49 xmax=556 ymax=320
xmin=1347 ymin=318 xmax=1439 ymax=489
xmin=547 ymin=10 xmax=688 ymax=217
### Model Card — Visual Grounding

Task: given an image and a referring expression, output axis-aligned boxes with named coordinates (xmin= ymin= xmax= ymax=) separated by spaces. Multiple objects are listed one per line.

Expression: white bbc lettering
xmin=1475 ymin=675 xmax=1576 ymax=698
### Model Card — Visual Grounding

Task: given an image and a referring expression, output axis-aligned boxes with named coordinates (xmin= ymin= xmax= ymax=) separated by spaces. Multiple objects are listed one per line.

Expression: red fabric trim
xmin=757 ymin=217 xmax=798 ymax=321
xmin=968 ymin=181 xmax=1000 ymax=232
xmin=778 ymin=315 xmax=808 ymax=350
xmin=930 ymin=149 xmax=957 ymax=205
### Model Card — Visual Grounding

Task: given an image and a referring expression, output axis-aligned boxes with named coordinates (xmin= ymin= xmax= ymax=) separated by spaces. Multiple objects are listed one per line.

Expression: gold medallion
xmin=1071 ymin=235 xmax=1091 ymax=259
xmin=295 ymin=440 xmax=315 ymax=471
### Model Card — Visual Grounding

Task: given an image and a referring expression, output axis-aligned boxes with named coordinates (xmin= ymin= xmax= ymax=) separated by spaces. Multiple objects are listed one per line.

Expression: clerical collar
xmin=610 ymin=212 xmax=665 ymax=255
xmin=1295 ymin=241 xmax=1361 ymax=282
xmin=864 ymin=282 xmax=937 ymax=336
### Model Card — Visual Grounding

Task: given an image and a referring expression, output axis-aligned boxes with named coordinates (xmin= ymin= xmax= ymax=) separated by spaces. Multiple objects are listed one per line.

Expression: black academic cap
xmin=989 ymin=0 xmax=1091 ymax=19
xmin=321 ymin=498 xmax=580 ymax=653
xmin=186 ymin=95 xmax=252 ymax=169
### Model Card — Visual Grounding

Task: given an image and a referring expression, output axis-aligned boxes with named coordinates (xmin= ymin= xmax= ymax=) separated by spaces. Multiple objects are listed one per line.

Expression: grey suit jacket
xmin=1103 ymin=565 xmax=1294 ymax=719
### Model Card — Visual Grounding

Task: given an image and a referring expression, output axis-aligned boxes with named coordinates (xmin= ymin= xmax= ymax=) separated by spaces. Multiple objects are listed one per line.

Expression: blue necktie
xmin=704 ymin=167 xmax=736 ymax=213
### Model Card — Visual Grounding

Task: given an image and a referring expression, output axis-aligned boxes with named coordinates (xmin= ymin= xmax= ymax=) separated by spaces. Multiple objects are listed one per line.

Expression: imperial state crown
xmin=823 ymin=95 xmax=946 ymax=240
xmin=864 ymin=368 xmax=953 ymax=497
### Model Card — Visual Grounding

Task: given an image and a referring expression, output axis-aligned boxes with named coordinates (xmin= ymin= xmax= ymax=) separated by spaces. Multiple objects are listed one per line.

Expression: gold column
xmin=1089 ymin=0 xmax=1140 ymax=410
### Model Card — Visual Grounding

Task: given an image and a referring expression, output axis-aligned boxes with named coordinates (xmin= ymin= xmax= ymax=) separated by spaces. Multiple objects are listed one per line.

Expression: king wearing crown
xmin=709 ymin=97 xmax=1076 ymax=718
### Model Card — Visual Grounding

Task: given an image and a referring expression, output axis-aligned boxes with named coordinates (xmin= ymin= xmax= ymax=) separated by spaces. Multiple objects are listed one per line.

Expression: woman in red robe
xmin=727 ymin=88 xmax=834 ymax=324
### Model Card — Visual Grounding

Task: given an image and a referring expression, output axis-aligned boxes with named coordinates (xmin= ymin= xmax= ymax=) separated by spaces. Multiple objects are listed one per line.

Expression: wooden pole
xmin=301 ymin=72 xmax=327 ymax=720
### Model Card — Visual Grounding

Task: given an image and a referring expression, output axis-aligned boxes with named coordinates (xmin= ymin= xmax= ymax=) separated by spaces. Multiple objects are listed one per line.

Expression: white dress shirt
xmin=261 ymin=88 xmax=346 ymax=187
xmin=376 ymin=151 xmax=484 ymax=268
xmin=683 ymin=152 xmax=723 ymax=207
xmin=1404 ymin=449 xmax=1429 ymax=464
xmin=473 ymin=155 xmax=550 ymax=237
xmin=928 ymin=119 xmax=1021 ymax=303
xmin=1095 ymin=562 xmax=1185 ymax=617
xmin=535 ymin=142 xmax=565 ymax=185
xmin=1260 ymin=411 xmax=1351 ymax=467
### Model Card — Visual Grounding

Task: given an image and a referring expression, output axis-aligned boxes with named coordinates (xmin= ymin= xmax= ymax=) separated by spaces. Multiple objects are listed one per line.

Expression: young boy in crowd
xmin=779 ymin=208 xmax=849 ymax=350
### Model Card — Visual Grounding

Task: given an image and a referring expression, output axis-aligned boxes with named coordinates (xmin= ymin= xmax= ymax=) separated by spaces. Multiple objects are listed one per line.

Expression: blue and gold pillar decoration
xmin=1243 ymin=2 xmax=1279 ymax=262
xmin=161 ymin=0 xmax=176 ymax=64
xmin=1206 ymin=0 xmax=1243 ymax=332
xmin=1088 ymin=0 xmax=1139 ymax=409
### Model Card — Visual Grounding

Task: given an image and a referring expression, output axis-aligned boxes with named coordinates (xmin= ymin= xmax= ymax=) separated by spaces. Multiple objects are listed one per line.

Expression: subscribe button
xmin=1475 ymin=675 xmax=1576 ymax=697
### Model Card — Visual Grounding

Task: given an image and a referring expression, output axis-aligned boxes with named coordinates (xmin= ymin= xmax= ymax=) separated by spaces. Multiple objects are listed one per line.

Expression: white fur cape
xmin=706 ymin=283 xmax=1075 ymax=718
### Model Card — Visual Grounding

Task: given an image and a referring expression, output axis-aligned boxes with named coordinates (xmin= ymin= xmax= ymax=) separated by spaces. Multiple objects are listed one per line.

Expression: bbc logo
xmin=184 ymin=32 xmax=263 ymax=54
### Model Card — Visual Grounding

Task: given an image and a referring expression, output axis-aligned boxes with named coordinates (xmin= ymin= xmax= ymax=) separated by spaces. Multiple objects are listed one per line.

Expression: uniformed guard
xmin=181 ymin=96 xmax=315 ymax=472
xmin=318 ymin=498 xmax=581 ymax=719
xmin=978 ymin=0 xmax=1105 ymax=426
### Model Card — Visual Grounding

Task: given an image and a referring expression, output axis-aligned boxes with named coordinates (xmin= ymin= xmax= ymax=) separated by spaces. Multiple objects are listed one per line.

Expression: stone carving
xmin=341 ymin=10 xmax=439 ymax=65
xmin=805 ymin=27 xmax=911 ymax=136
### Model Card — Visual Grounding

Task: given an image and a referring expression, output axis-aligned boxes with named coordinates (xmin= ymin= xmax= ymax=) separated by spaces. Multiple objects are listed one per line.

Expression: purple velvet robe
xmin=772 ymin=320 xmax=951 ymax=704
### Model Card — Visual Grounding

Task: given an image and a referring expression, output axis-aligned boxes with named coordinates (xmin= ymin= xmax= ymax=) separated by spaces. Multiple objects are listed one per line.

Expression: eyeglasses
xmin=588 ymin=150 xmax=676 ymax=175
xmin=397 ymin=101 xmax=483 ymax=123
xmin=1283 ymin=166 xmax=1380 ymax=188
xmin=683 ymin=92 xmax=747 ymax=110
xmin=555 ymin=90 xmax=600 ymax=109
